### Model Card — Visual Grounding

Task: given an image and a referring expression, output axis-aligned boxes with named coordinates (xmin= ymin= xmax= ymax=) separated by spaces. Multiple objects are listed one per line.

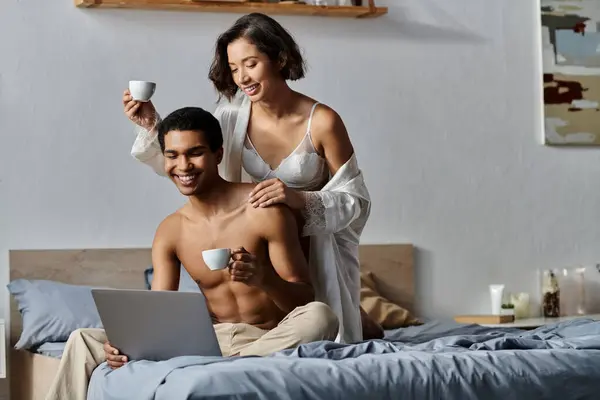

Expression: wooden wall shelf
xmin=74 ymin=1 xmax=388 ymax=18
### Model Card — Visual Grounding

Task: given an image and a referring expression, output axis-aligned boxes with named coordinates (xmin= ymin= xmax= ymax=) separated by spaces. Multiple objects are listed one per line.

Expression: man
xmin=45 ymin=107 xmax=338 ymax=400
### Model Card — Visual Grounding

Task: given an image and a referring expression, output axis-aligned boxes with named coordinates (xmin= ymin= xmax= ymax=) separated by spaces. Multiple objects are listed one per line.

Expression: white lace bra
xmin=242 ymin=102 xmax=329 ymax=191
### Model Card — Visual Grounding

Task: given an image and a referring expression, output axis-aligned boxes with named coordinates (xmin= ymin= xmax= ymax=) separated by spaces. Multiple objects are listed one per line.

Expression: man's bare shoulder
xmin=154 ymin=210 xmax=184 ymax=241
xmin=246 ymin=202 xmax=289 ymax=218
xmin=245 ymin=204 xmax=296 ymax=236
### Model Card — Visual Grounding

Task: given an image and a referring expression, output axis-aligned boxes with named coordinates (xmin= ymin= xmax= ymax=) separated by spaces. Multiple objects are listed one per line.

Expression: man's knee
xmin=67 ymin=328 xmax=106 ymax=345
xmin=69 ymin=328 xmax=89 ymax=341
xmin=300 ymin=302 xmax=339 ymax=341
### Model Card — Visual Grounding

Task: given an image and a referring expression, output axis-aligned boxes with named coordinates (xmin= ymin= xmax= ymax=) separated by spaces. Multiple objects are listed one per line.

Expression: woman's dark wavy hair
xmin=208 ymin=13 xmax=306 ymax=101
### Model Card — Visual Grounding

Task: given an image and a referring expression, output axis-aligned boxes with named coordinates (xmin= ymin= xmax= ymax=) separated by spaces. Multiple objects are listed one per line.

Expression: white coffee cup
xmin=129 ymin=80 xmax=156 ymax=102
xmin=202 ymin=248 xmax=232 ymax=271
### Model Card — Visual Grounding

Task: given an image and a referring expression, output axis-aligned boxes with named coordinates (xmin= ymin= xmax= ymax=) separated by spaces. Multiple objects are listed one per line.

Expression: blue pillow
xmin=144 ymin=265 xmax=201 ymax=293
xmin=8 ymin=279 xmax=103 ymax=350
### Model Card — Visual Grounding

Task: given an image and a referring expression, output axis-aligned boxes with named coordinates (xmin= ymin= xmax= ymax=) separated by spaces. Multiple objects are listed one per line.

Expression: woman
xmin=123 ymin=13 xmax=380 ymax=343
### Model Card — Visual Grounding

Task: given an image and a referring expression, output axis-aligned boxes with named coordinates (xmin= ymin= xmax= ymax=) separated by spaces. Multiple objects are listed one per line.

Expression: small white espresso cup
xmin=129 ymin=80 xmax=156 ymax=102
xmin=202 ymin=248 xmax=232 ymax=271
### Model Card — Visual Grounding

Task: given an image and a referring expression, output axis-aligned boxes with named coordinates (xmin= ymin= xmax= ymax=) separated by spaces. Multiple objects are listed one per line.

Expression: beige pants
xmin=45 ymin=301 xmax=338 ymax=400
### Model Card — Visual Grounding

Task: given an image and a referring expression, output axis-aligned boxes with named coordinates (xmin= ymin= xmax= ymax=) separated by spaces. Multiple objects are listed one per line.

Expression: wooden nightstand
xmin=478 ymin=313 xmax=600 ymax=329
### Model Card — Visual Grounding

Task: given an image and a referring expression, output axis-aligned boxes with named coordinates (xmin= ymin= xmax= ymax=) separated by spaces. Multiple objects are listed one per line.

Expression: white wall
xmin=3 ymin=0 xmax=600 ymax=333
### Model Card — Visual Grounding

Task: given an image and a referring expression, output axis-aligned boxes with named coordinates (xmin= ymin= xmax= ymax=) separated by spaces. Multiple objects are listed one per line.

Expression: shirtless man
xmin=45 ymin=107 xmax=338 ymax=400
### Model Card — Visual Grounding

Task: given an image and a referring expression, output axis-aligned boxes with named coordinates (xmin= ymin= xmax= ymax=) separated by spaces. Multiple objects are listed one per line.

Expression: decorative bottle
xmin=542 ymin=270 xmax=560 ymax=318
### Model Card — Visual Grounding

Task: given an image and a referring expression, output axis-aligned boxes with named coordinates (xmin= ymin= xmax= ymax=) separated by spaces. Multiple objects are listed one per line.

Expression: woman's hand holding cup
xmin=123 ymin=84 xmax=158 ymax=131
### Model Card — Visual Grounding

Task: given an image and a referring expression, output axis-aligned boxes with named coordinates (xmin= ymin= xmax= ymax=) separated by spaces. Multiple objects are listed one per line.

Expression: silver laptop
xmin=91 ymin=289 xmax=222 ymax=361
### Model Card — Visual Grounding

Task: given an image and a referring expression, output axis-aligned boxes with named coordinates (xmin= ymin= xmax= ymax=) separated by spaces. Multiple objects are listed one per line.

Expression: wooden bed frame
xmin=7 ymin=244 xmax=414 ymax=400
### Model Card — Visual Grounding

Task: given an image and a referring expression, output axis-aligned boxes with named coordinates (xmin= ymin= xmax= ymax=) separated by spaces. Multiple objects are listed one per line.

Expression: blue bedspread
xmin=87 ymin=318 xmax=600 ymax=400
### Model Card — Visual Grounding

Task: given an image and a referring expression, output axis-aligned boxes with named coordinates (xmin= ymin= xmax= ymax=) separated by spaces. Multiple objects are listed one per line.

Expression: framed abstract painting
xmin=541 ymin=1 xmax=600 ymax=145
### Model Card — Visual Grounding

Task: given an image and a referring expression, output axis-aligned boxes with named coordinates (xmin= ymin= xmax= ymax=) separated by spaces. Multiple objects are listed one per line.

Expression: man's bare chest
xmin=175 ymin=215 xmax=266 ymax=285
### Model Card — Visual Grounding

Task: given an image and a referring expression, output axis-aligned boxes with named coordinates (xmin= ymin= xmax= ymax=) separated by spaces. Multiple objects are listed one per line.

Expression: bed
xmin=8 ymin=244 xmax=415 ymax=400
xmin=9 ymin=245 xmax=600 ymax=400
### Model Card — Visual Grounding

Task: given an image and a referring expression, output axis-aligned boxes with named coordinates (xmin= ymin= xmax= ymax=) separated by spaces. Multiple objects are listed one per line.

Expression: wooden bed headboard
xmin=8 ymin=244 xmax=414 ymax=344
